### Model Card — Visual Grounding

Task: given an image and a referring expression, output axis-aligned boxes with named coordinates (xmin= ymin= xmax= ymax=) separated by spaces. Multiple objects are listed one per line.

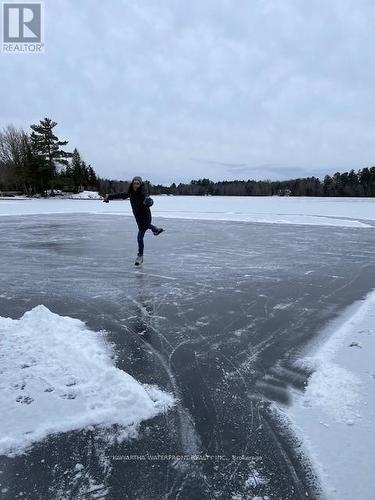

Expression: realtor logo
xmin=2 ymin=2 xmax=44 ymax=53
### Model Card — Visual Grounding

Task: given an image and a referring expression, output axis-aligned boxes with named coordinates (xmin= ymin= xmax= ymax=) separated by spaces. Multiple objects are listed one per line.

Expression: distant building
xmin=277 ymin=188 xmax=292 ymax=196
xmin=60 ymin=185 xmax=85 ymax=194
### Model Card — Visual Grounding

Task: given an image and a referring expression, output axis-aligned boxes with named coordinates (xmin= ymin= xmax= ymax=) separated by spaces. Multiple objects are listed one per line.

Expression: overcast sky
xmin=2 ymin=0 xmax=375 ymax=184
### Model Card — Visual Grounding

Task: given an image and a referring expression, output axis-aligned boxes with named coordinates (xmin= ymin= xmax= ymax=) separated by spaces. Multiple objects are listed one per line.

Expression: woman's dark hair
xmin=127 ymin=180 xmax=143 ymax=194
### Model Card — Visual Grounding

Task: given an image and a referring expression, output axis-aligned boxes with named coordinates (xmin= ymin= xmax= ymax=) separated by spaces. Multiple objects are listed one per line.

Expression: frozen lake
xmin=1 ymin=195 xmax=375 ymax=227
xmin=0 ymin=197 xmax=375 ymax=499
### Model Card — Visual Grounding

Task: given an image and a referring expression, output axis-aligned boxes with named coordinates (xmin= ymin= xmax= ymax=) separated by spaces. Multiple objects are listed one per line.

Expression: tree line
xmin=2 ymin=119 xmax=375 ymax=197
xmin=99 ymin=169 xmax=375 ymax=198
xmin=0 ymin=118 xmax=98 ymax=195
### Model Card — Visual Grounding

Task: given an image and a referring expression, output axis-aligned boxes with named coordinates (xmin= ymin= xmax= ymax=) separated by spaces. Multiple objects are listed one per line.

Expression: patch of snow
xmin=288 ymin=290 xmax=375 ymax=499
xmin=0 ymin=306 xmax=174 ymax=457
xmin=245 ymin=469 xmax=269 ymax=488
xmin=273 ymin=302 xmax=293 ymax=310
xmin=66 ymin=191 xmax=102 ymax=200
xmin=0 ymin=196 xmax=374 ymax=227
xmin=297 ymin=360 xmax=362 ymax=423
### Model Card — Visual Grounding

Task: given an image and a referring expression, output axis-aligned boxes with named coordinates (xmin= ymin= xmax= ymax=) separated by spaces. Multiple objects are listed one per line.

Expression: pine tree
xmin=81 ymin=161 xmax=89 ymax=188
xmin=30 ymin=118 xmax=71 ymax=193
xmin=87 ymin=164 xmax=97 ymax=187
xmin=71 ymin=148 xmax=83 ymax=189
xmin=359 ymin=167 xmax=370 ymax=196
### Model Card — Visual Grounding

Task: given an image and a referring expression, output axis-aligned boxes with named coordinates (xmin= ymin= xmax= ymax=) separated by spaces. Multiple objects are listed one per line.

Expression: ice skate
xmin=134 ymin=254 xmax=143 ymax=266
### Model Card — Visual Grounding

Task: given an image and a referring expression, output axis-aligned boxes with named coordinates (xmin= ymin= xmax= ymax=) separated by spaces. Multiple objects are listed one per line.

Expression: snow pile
xmin=0 ymin=306 xmax=174 ymax=457
xmin=67 ymin=191 xmax=102 ymax=200
xmin=298 ymin=360 xmax=362 ymax=423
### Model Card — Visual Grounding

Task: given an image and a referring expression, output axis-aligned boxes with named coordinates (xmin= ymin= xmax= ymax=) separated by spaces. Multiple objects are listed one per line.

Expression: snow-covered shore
xmin=0 ymin=195 xmax=374 ymax=227
xmin=286 ymin=291 xmax=375 ymax=499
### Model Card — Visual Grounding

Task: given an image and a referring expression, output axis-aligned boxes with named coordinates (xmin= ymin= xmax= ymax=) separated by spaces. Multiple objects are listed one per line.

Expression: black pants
xmin=137 ymin=224 xmax=158 ymax=256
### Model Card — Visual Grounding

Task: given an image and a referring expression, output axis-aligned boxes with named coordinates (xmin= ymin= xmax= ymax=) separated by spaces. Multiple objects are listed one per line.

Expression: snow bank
xmin=66 ymin=191 xmax=102 ymax=200
xmin=0 ymin=306 xmax=174 ymax=457
xmin=0 ymin=196 xmax=374 ymax=227
xmin=288 ymin=290 xmax=375 ymax=499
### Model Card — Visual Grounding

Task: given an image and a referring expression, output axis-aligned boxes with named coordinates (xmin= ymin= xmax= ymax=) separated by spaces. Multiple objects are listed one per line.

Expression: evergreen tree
xmin=81 ymin=161 xmax=90 ymax=188
xmin=65 ymin=162 xmax=73 ymax=178
xmin=30 ymin=118 xmax=71 ymax=193
xmin=323 ymin=175 xmax=333 ymax=196
xmin=71 ymin=148 xmax=83 ymax=188
xmin=87 ymin=165 xmax=97 ymax=187
xmin=369 ymin=167 xmax=375 ymax=196
xmin=359 ymin=167 xmax=370 ymax=196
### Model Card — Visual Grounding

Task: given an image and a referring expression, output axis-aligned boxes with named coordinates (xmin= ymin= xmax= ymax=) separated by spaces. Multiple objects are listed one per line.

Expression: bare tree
xmin=0 ymin=126 xmax=36 ymax=194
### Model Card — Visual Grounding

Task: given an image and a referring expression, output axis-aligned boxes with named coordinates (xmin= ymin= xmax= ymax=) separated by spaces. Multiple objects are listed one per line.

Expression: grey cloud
xmin=190 ymin=158 xmax=250 ymax=168
xmin=1 ymin=0 xmax=375 ymax=184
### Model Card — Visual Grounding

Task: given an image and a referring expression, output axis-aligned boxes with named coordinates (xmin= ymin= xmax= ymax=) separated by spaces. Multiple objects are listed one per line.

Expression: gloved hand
xmin=143 ymin=197 xmax=154 ymax=207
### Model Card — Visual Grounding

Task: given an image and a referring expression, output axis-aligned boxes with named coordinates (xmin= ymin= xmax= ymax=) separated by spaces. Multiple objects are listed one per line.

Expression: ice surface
xmin=0 ymin=207 xmax=374 ymax=498
xmin=0 ymin=306 xmax=174 ymax=457
xmin=0 ymin=195 xmax=374 ymax=227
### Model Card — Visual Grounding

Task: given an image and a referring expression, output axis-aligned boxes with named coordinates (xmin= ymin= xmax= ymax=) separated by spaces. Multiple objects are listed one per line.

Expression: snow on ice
xmin=288 ymin=290 xmax=375 ymax=499
xmin=0 ymin=195 xmax=374 ymax=227
xmin=0 ymin=305 xmax=174 ymax=457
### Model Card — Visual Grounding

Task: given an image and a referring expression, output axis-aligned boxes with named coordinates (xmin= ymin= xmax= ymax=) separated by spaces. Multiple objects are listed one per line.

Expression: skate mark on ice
xmin=134 ymin=271 xmax=177 ymax=281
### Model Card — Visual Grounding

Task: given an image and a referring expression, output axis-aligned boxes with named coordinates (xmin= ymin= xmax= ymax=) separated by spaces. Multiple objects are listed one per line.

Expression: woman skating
xmin=103 ymin=176 xmax=164 ymax=266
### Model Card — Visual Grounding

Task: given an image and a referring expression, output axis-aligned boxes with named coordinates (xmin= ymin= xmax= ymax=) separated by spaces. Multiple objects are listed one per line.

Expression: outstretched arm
xmin=103 ymin=192 xmax=129 ymax=202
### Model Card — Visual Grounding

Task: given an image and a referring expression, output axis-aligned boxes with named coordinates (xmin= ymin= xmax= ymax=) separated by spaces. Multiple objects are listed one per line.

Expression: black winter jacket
xmin=107 ymin=184 xmax=152 ymax=229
